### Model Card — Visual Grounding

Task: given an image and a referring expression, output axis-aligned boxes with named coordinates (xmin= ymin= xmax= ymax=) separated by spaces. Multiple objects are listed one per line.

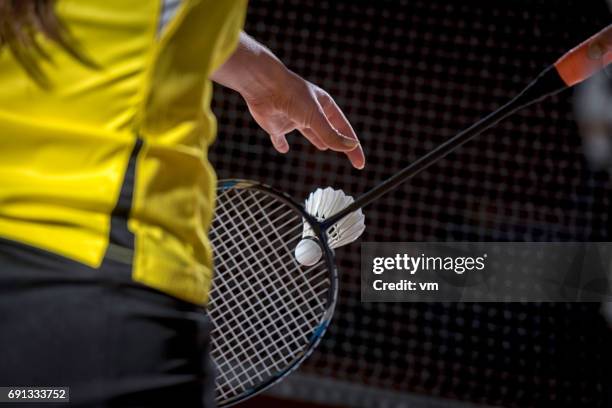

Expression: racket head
xmin=208 ymin=179 xmax=338 ymax=407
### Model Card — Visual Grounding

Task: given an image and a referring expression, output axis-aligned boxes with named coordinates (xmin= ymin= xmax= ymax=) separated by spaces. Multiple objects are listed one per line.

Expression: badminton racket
xmin=208 ymin=24 xmax=612 ymax=407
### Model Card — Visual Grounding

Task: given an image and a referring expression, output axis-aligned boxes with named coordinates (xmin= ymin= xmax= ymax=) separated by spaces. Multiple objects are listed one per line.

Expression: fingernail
xmin=340 ymin=135 xmax=359 ymax=147
xmin=276 ymin=142 xmax=289 ymax=153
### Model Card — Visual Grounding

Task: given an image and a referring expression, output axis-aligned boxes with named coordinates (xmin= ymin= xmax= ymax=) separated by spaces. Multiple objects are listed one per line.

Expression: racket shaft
xmin=324 ymin=25 xmax=612 ymax=228
xmin=322 ymin=65 xmax=566 ymax=228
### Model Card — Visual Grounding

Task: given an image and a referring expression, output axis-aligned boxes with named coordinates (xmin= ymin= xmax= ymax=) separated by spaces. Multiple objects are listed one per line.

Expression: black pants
xmin=0 ymin=238 xmax=216 ymax=407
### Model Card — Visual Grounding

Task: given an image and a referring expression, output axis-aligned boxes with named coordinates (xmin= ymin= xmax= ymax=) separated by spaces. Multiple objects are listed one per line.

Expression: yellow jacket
xmin=0 ymin=0 xmax=246 ymax=305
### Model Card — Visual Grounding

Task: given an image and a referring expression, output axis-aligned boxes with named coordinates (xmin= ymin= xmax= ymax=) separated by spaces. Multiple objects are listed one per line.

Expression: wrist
xmin=236 ymin=44 xmax=293 ymax=103
xmin=212 ymin=32 xmax=293 ymax=102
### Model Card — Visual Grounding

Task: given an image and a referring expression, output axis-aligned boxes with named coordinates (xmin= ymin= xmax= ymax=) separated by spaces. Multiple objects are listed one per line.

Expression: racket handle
xmin=555 ymin=24 xmax=612 ymax=86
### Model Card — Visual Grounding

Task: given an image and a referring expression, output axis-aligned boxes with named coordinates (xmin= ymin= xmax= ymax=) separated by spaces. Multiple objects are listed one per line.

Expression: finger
xmin=300 ymin=127 xmax=328 ymax=151
xmin=306 ymin=103 xmax=359 ymax=152
xmin=345 ymin=143 xmax=366 ymax=170
xmin=270 ymin=133 xmax=289 ymax=153
xmin=317 ymin=92 xmax=366 ymax=169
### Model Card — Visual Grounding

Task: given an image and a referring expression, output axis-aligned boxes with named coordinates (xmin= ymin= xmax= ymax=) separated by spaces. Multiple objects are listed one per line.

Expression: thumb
xmin=307 ymin=106 xmax=359 ymax=152
xmin=270 ymin=133 xmax=290 ymax=153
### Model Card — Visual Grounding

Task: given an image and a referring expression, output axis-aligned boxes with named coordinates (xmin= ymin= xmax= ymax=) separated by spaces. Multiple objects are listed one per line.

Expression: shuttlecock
xmin=294 ymin=187 xmax=365 ymax=266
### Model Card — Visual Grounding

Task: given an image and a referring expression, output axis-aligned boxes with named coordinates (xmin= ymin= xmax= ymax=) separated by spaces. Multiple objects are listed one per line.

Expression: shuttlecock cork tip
xmin=295 ymin=238 xmax=323 ymax=266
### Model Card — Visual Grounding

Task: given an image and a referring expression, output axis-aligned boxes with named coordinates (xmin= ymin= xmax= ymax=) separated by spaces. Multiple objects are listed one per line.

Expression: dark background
xmin=211 ymin=1 xmax=612 ymax=407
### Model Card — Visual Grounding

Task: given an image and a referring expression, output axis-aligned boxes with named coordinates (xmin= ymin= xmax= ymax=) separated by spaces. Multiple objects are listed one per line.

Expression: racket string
xmin=211 ymin=272 xmax=328 ymax=357
xmin=211 ymin=252 xmax=325 ymax=339
xmin=247 ymin=190 xmax=328 ymax=306
xmin=211 ymin=197 xmax=323 ymax=352
xmin=211 ymin=192 xmax=283 ymax=245
xmin=238 ymin=191 xmax=327 ymax=313
xmin=208 ymin=187 xmax=331 ymax=403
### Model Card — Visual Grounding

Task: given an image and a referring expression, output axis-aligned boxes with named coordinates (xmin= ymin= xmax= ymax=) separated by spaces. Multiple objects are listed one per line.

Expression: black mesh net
xmin=210 ymin=1 xmax=612 ymax=407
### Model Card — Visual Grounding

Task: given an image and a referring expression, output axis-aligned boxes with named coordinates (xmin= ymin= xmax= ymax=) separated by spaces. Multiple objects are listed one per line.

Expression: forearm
xmin=211 ymin=32 xmax=290 ymax=100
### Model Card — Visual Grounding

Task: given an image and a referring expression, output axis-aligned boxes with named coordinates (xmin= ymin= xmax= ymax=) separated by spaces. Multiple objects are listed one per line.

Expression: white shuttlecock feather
xmin=294 ymin=187 xmax=366 ymax=266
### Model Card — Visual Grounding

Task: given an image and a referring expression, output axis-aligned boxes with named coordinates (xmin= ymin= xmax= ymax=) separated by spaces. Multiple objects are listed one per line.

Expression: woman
xmin=0 ymin=0 xmax=364 ymax=406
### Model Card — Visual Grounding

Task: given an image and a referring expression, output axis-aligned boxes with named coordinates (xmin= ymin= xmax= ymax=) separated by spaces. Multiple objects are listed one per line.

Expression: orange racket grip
xmin=554 ymin=24 xmax=612 ymax=87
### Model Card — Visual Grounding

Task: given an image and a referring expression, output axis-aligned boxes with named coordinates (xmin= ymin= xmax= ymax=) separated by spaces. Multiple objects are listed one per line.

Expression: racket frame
xmin=213 ymin=179 xmax=338 ymax=407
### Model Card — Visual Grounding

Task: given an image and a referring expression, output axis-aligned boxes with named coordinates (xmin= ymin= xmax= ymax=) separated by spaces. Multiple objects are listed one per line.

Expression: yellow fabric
xmin=0 ymin=0 xmax=247 ymax=305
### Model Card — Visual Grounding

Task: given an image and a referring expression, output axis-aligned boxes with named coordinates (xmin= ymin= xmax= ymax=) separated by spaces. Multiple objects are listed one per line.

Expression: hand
xmin=242 ymin=71 xmax=365 ymax=169
xmin=211 ymin=32 xmax=365 ymax=169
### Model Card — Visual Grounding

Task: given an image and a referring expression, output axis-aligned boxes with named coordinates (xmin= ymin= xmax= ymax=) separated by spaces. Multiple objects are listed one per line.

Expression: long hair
xmin=0 ymin=0 xmax=94 ymax=86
